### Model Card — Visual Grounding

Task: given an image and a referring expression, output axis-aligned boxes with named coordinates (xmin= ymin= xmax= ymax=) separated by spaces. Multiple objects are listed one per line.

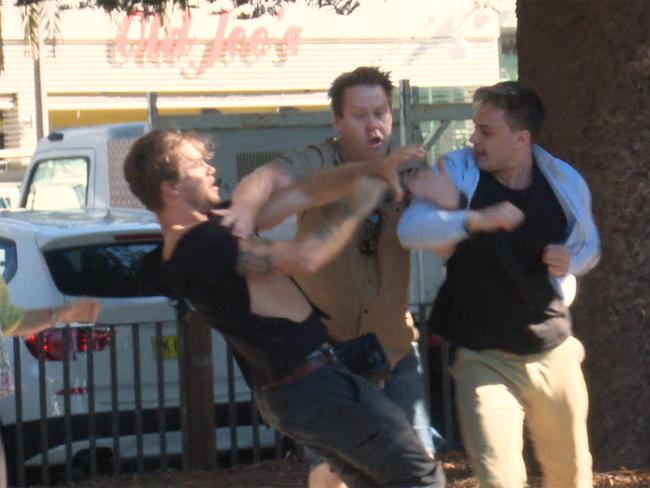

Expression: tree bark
xmin=517 ymin=0 xmax=650 ymax=471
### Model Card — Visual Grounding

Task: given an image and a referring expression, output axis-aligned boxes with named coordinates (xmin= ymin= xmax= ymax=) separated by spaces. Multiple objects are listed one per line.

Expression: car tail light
xmin=56 ymin=386 xmax=89 ymax=396
xmin=23 ymin=328 xmax=110 ymax=361
xmin=75 ymin=327 xmax=110 ymax=353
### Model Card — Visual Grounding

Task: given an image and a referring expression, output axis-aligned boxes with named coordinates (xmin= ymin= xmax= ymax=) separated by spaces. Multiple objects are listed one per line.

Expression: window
xmin=44 ymin=241 xmax=166 ymax=297
xmin=236 ymin=151 xmax=282 ymax=181
xmin=23 ymin=157 xmax=89 ymax=210
xmin=0 ymin=238 xmax=17 ymax=283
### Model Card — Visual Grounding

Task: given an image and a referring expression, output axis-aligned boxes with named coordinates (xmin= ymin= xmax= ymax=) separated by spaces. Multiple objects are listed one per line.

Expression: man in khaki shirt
xmin=275 ymin=139 xmax=416 ymax=368
xmin=221 ymin=66 xmax=440 ymax=488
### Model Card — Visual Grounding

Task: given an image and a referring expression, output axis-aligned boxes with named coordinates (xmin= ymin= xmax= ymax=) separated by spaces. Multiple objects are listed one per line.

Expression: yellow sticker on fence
xmin=151 ymin=335 xmax=178 ymax=360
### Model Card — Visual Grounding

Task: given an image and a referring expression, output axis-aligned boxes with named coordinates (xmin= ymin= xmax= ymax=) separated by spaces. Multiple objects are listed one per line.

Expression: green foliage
xmin=13 ymin=0 xmax=361 ymax=17
xmin=20 ymin=1 xmax=62 ymax=58
xmin=4 ymin=0 xmax=360 ymax=67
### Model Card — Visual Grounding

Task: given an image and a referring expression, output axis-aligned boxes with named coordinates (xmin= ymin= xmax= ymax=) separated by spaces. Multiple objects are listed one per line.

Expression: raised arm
xmin=402 ymin=159 xmax=465 ymax=210
xmin=218 ymin=162 xmax=294 ymax=238
xmin=235 ymin=176 xmax=386 ymax=277
xmin=221 ymin=144 xmax=426 ymax=236
xmin=257 ymin=144 xmax=424 ymax=230
xmin=398 ymin=156 xmax=525 ymax=256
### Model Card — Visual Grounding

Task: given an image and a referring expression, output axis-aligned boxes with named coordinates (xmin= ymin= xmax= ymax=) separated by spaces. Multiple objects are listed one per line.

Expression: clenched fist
xmin=465 ymin=201 xmax=525 ymax=234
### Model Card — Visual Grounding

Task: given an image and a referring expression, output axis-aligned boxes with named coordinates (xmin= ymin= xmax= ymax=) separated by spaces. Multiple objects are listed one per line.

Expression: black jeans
xmin=254 ymin=362 xmax=445 ymax=488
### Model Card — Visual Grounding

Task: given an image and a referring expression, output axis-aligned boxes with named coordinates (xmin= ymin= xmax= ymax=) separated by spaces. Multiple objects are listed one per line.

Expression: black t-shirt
xmin=430 ymin=165 xmax=572 ymax=354
xmin=161 ymin=218 xmax=329 ymax=388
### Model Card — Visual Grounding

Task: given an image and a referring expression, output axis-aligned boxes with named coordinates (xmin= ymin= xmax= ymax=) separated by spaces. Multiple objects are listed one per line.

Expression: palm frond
xmin=40 ymin=0 xmax=64 ymax=57
xmin=21 ymin=3 xmax=41 ymax=59
xmin=19 ymin=1 xmax=68 ymax=60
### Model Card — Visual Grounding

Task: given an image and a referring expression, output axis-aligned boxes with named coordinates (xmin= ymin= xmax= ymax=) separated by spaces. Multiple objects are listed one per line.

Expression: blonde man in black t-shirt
xmin=124 ymin=130 xmax=445 ymax=488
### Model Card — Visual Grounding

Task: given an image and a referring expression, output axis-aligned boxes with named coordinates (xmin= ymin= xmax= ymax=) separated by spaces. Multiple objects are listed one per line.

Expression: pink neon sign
xmin=113 ymin=11 xmax=302 ymax=77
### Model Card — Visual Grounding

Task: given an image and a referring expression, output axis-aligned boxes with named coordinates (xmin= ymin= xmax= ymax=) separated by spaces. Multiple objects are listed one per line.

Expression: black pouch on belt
xmin=334 ymin=332 xmax=390 ymax=383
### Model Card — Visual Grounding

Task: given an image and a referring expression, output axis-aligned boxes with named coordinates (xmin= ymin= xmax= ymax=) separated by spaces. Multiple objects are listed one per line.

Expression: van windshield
xmin=44 ymin=242 xmax=167 ymax=297
xmin=24 ymin=157 xmax=88 ymax=210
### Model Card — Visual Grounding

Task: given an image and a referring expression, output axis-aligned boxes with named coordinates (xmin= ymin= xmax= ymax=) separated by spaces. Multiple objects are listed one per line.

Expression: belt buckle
xmin=321 ymin=344 xmax=337 ymax=360
xmin=304 ymin=343 xmax=336 ymax=362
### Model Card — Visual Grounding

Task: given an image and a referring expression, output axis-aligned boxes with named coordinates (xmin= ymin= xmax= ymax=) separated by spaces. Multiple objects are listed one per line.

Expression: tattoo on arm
xmin=236 ymin=237 xmax=274 ymax=276
xmin=236 ymin=204 xmax=363 ymax=277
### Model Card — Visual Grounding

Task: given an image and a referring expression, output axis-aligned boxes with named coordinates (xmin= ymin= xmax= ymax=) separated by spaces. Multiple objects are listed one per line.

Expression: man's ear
xmin=332 ymin=112 xmax=343 ymax=133
xmin=160 ymin=180 xmax=179 ymax=200
xmin=516 ymin=129 xmax=532 ymax=147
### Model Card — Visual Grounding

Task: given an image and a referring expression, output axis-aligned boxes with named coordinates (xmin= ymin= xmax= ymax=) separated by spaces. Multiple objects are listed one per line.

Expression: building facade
xmin=0 ymin=0 xmax=514 ymax=182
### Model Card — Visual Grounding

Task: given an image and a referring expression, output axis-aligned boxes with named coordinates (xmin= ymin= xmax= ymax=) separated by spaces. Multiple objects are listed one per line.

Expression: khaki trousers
xmin=452 ymin=336 xmax=592 ymax=488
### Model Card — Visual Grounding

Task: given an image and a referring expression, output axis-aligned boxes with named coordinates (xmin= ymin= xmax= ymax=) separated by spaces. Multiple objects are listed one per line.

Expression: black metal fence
xmin=1 ymin=309 xmax=457 ymax=487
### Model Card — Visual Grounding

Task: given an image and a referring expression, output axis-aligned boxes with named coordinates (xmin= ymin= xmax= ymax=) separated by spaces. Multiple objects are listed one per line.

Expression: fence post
xmin=177 ymin=312 xmax=217 ymax=470
xmin=147 ymin=92 xmax=158 ymax=129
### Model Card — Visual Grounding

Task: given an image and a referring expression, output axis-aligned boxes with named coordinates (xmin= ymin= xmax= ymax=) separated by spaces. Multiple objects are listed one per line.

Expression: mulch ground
xmin=70 ymin=451 xmax=650 ymax=487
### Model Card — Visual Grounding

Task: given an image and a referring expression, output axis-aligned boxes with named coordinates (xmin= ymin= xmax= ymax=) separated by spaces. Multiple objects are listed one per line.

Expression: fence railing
xmin=1 ymin=309 xmax=456 ymax=487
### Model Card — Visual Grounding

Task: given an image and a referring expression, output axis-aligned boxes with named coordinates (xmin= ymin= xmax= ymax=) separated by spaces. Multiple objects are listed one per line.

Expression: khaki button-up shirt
xmin=273 ymin=139 xmax=418 ymax=368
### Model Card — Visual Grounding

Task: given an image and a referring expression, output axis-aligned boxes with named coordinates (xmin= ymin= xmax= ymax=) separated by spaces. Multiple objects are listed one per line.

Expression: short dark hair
xmin=473 ymin=81 xmax=546 ymax=137
xmin=123 ymin=130 xmax=212 ymax=212
xmin=328 ymin=66 xmax=393 ymax=117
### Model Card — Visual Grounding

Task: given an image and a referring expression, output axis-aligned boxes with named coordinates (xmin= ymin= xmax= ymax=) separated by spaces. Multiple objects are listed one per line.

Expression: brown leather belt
xmin=259 ymin=345 xmax=336 ymax=391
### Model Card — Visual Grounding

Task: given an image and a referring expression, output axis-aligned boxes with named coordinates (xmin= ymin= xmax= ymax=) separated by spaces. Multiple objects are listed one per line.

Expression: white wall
xmin=0 ymin=0 xmax=513 ymax=164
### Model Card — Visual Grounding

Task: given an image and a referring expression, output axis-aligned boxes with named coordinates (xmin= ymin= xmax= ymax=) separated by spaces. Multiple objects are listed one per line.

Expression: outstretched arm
xmin=255 ymin=144 xmax=425 ymax=231
xmin=2 ymin=300 xmax=100 ymax=337
xmin=235 ymin=176 xmax=386 ymax=277
xmin=220 ymin=145 xmax=426 ymax=237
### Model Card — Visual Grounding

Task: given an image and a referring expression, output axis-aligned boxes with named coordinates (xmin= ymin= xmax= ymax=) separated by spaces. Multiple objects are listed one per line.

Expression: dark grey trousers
xmin=254 ymin=362 xmax=445 ymax=488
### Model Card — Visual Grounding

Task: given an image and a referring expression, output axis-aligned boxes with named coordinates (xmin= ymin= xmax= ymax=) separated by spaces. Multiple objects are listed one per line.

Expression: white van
xmin=9 ymin=125 xmax=277 ymax=478
xmin=19 ymin=123 xmax=149 ymax=211
xmin=0 ymin=208 xmax=275 ymax=475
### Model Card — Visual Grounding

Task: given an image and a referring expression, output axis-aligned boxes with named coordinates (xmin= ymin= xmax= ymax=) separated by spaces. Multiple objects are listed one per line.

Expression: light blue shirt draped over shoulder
xmin=397 ymin=145 xmax=601 ymax=304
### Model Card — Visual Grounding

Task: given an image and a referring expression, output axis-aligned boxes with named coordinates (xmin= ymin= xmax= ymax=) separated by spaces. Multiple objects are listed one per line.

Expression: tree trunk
xmin=517 ymin=0 xmax=650 ymax=471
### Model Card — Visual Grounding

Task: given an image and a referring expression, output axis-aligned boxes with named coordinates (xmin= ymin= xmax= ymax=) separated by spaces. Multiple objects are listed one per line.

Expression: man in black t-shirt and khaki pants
xmin=398 ymin=81 xmax=600 ymax=488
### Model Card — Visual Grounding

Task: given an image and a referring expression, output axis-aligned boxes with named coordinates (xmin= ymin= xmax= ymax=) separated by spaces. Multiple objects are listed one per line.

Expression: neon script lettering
xmin=113 ymin=11 xmax=302 ymax=76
